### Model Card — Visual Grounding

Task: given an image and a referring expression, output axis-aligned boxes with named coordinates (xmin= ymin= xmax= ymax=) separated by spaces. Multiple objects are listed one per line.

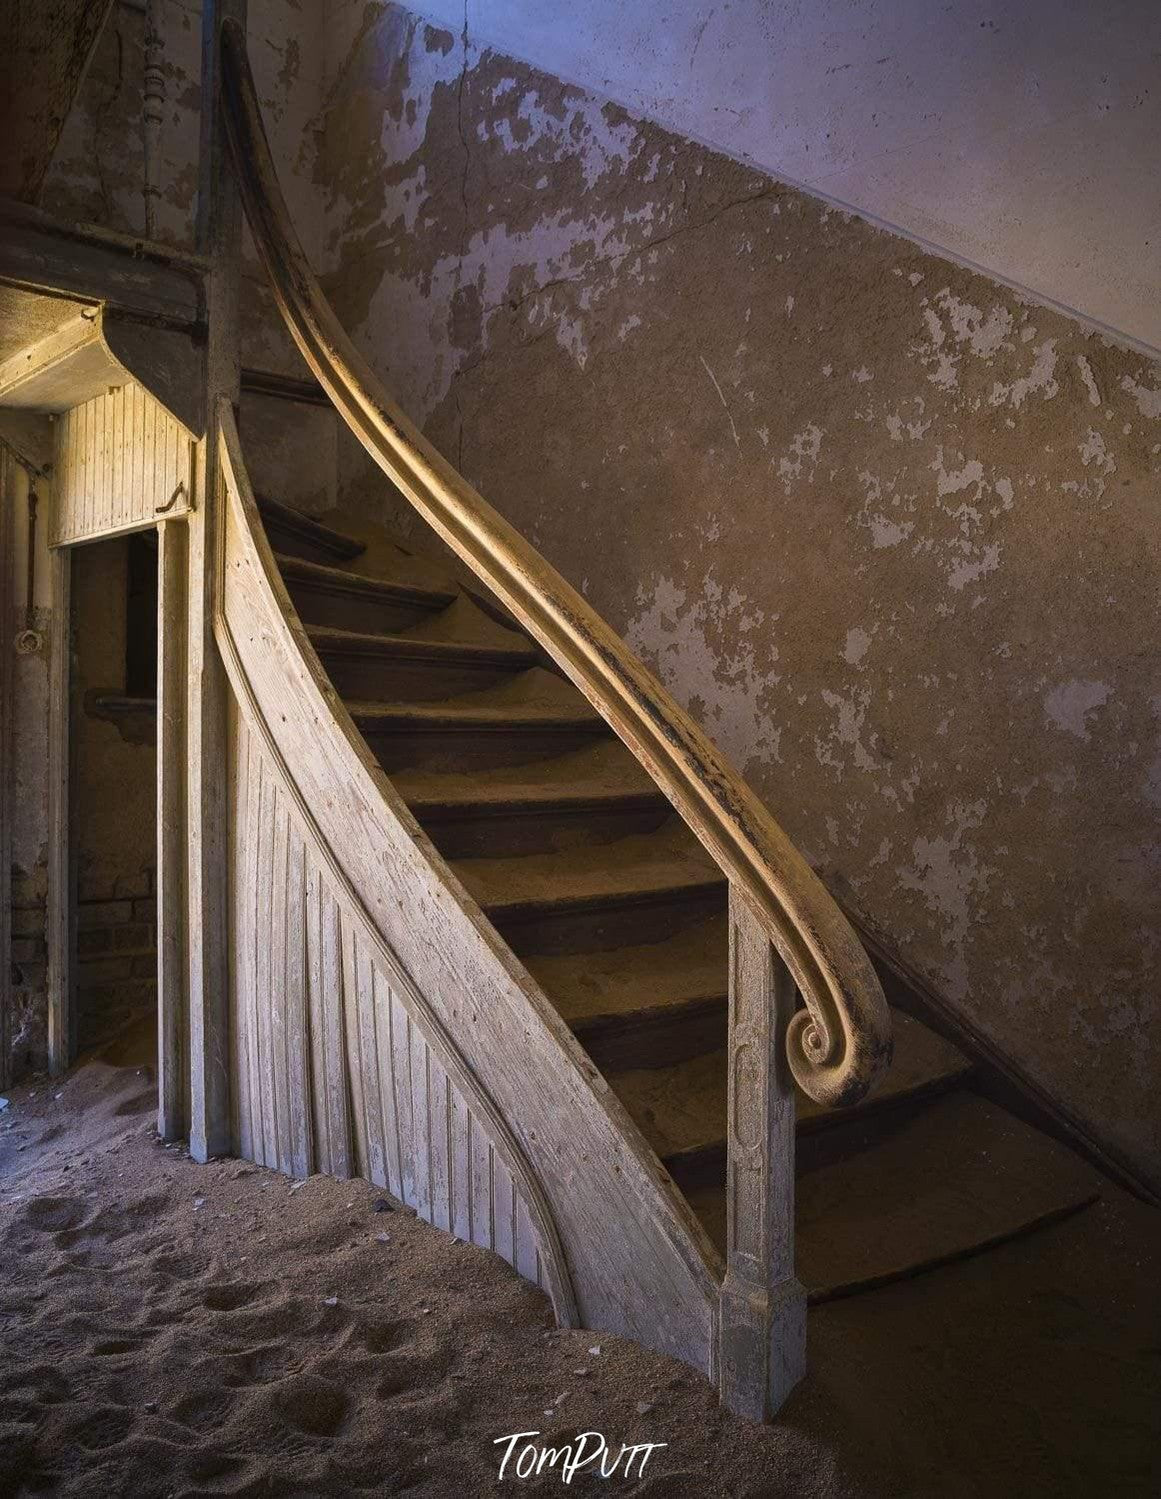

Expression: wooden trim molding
xmin=0 ymin=454 xmax=13 ymax=1087
xmin=46 ymin=546 xmax=72 ymax=1074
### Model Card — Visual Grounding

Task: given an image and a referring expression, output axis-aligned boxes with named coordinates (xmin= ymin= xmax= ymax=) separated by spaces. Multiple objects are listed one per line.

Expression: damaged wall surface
xmin=307 ymin=4 xmax=1161 ymax=1193
xmin=407 ymin=0 xmax=1161 ymax=353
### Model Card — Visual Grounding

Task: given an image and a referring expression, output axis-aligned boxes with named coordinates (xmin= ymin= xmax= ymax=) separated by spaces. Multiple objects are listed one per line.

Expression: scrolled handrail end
xmin=786 ymin=1001 xmax=893 ymax=1110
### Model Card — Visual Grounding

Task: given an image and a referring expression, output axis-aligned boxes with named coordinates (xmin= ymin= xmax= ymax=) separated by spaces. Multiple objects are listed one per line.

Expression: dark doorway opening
xmin=70 ymin=530 xmax=159 ymax=1055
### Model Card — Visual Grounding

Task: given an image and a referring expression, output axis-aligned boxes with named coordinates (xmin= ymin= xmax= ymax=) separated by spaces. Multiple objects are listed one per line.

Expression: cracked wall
xmin=312 ymin=3 xmax=1161 ymax=1193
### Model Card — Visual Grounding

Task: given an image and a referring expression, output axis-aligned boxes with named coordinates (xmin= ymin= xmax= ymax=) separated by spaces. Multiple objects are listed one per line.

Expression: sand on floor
xmin=0 ymin=1023 xmax=1158 ymax=1498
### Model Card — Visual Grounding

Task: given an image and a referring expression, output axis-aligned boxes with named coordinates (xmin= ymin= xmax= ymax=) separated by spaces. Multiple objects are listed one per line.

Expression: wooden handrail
xmin=217 ymin=17 xmax=891 ymax=1107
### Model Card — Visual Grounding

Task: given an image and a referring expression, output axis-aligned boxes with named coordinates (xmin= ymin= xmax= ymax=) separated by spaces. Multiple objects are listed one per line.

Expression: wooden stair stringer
xmin=217 ymin=428 xmax=725 ymax=1378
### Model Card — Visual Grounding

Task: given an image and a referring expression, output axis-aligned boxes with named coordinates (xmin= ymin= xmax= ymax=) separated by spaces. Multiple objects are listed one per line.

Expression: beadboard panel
xmin=51 ymin=381 xmax=192 ymax=545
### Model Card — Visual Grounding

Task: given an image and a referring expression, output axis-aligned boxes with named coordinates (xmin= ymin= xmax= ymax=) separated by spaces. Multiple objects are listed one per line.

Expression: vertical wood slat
xmin=49 ymin=382 xmax=192 ymax=545
xmin=718 ymin=884 xmax=806 ymax=1421
xmin=284 ymin=830 xmax=312 ymax=1178
xmin=340 ymin=913 xmax=369 ymax=1181
xmin=229 ymin=712 xmax=254 ymax=1160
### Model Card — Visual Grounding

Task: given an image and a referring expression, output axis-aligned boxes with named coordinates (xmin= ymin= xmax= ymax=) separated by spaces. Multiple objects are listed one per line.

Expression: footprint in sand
xmin=21 ymin=1194 xmax=89 ymax=1233
xmin=171 ymin=1387 xmax=236 ymax=1432
xmin=0 ymin=1363 xmax=72 ymax=1405
xmin=217 ymin=1342 xmax=296 ymax=1388
xmin=66 ymin=1404 xmax=136 ymax=1451
xmin=270 ymin=1372 xmax=350 ymax=1438
xmin=201 ymin=1279 xmax=263 ymax=1311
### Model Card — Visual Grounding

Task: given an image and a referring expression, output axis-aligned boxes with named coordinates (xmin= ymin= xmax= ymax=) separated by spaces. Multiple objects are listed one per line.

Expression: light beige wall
xmin=312 ymin=5 xmax=1161 ymax=1194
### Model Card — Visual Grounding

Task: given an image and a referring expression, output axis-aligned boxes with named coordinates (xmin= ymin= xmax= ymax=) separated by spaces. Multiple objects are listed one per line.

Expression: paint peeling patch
xmin=843 ymin=627 xmax=872 ymax=666
xmin=626 ymin=575 xmax=780 ymax=769
xmin=1044 ymin=680 xmax=1111 ymax=741
xmin=1120 ymin=373 xmax=1161 ymax=420
xmin=1075 ymin=355 xmax=1102 ymax=407
xmin=990 ymin=339 xmax=1059 ymax=409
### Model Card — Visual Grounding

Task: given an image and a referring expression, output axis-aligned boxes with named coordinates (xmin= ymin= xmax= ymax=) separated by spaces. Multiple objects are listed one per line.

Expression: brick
xmin=75 ymin=956 xmax=134 ymax=984
xmin=131 ymin=953 xmax=158 ymax=979
xmin=132 ymin=898 xmax=157 ymax=923
xmin=11 ymin=908 xmax=44 ymax=939
xmin=77 ymin=899 xmax=133 ymax=929
xmin=112 ymin=924 xmax=155 ymax=953
xmin=76 ymin=928 xmax=112 ymax=957
xmin=11 ymin=936 xmax=45 ymax=964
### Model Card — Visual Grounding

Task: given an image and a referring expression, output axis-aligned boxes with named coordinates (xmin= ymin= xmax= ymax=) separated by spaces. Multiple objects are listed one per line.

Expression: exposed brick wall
xmin=75 ymin=874 xmax=157 ymax=1054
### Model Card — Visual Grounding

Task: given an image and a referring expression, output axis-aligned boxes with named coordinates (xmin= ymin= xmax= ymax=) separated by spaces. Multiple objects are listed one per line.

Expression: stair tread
xmin=525 ymin=911 xmax=728 ymax=1026
xmin=306 ymin=623 xmax=538 ymax=666
xmin=452 ymin=820 xmax=724 ymax=916
xmin=394 ymin=740 xmax=663 ymax=813
xmin=611 ymin=1009 xmax=971 ymax=1160
xmin=276 ymin=552 xmax=457 ymax=606
xmin=685 ymin=1090 xmax=1100 ymax=1298
xmin=258 ymin=495 xmax=365 ymax=559
xmin=349 ymin=666 xmax=607 ymax=729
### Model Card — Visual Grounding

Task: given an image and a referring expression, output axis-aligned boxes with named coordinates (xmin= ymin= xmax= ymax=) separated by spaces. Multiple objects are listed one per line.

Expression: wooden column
xmin=718 ymin=884 xmax=807 ymax=1420
xmin=157 ymin=516 xmax=189 ymax=1139
xmin=46 ymin=545 xmax=73 ymax=1075
xmin=187 ymin=0 xmax=246 ymax=1161
xmin=0 ymin=454 xmax=13 ymax=1089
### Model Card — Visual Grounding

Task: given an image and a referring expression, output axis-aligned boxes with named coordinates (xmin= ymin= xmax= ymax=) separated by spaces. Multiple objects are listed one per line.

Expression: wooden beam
xmin=157 ymin=518 xmax=189 ymax=1139
xmin=46 ymin=546 xmax=72 ymax=1075
xmin=0 ymin=198 xmax=206 ymax=331
xmin=0 ymin=311 xmax=118 ymax=413
xmin=186 ymin=0 xmax=246 ymax=1162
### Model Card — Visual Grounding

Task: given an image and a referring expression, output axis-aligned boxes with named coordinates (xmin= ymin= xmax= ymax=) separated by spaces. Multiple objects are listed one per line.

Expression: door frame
xmin=44 ymin=518 xmax=189 ymax=1140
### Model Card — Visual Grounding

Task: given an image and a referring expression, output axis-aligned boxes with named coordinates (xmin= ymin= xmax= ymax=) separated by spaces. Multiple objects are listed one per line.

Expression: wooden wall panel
xmin=225 ymin=707 xmax=559 ymax=1300
xmin=51 ymin=381 xmax=192 ymax=546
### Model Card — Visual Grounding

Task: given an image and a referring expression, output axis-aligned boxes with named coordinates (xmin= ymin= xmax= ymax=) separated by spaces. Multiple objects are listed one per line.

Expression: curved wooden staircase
xmin=202 ymin=18 xmax=1103 ymax=1421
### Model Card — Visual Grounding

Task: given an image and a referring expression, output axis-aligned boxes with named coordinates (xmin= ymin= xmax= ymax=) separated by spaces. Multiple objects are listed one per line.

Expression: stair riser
xmin=263 ymin=521 xmax=355 ymax=566
xmin=661 ymin=1078 xmax=979 ymax=1192
xmin=576 ymin=995 xmax=727 ymax=1072
xmin=489 ymin=885 xmax=726 ymax=957
xmin=362 ymin=726 xmax=610 ymax=774
xmin=414 ymin=800 xmax=672 ymax=859
xmin=319 ymin=652 xmax=531 ymax=703
xmin=286 ymin=583 xmax=442 ymax=635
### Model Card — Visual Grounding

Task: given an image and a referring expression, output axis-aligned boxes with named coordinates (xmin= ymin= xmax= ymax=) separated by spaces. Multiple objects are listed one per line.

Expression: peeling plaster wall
xmin=408 ymin=0 xmax=1161 ymax=355
xmin=312 ymin=4 xmax=1161 ymax=1193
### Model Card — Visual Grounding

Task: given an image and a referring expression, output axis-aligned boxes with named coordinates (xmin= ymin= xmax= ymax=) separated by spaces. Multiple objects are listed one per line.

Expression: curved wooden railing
xmin=218 ymin=15 xmax=889 ymax=1107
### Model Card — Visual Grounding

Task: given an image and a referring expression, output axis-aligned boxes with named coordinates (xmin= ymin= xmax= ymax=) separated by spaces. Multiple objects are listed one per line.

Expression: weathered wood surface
xmin=0 ymin=197 xmax=205 ymax=331
xmin=157 ymin=519 xmax=189 ymax=1141
xmin=0 ymin=454 xmax=13 ymax=1086
xmin=718 ymin=888 xmax=806 ymax=1418
xmin=52 ymin=382 xmax=193 ymax=546
xmin=46 ymin=547 xmax=72 ymax=1075
xmin=186 ymin=0 xmax=245 ymax=1166
xmin=216 ymin=401 xmax=719 ymax=1368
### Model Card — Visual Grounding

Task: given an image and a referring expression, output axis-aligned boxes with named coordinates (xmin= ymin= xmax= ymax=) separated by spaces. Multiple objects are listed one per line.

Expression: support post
xmin=157 ymin=515 xmax=189 ymax=1140
xmin=187 ymin=0 xmax=245 ymax=1161
xmin=718 ymin=883 xmax=807 ymax=1420
xmin=0 ymin=454 xmax=13 ymax=1088
xmin=46 ymin=546 xmax=72 ymax=1075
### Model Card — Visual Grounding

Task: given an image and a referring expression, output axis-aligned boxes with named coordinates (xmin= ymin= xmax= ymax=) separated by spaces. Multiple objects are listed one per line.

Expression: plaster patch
xmin=1043 ymin=680 xmax=1111 ymax=741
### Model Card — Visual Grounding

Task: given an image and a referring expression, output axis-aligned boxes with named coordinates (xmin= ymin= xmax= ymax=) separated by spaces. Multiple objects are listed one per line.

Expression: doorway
xmin=69 ymin=530 xmax=159 ymax=1056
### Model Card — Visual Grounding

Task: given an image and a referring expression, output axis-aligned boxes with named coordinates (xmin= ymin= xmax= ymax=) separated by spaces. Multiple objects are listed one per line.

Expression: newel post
xmin=718 ymin=884 xmax=807 ymax=1420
